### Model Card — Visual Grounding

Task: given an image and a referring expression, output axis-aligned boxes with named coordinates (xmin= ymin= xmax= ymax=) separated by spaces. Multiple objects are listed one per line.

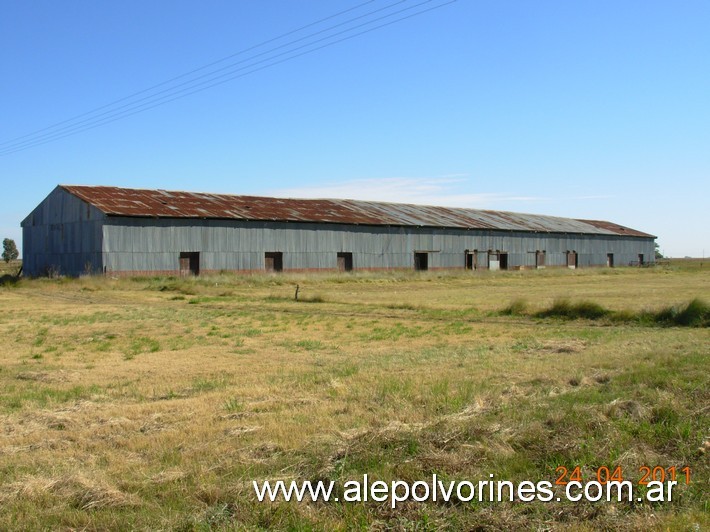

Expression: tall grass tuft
xmin=531 ymin=298 xmax=708 ymax=327
xmin=499 ymin=298 xmax=528 ymax=316
xmin=652 ymin=298 xmax=709 ymax=327
xmin=536 ymin=299 xmax=609 ymax=320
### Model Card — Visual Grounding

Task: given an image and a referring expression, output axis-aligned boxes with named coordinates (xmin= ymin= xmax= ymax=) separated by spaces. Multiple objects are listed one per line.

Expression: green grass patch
xmin=536 ymin=299 xmax=610 ymax=320
xmin=651 ymin=298 xmax=709 ymax=327
xmin=295 ymin=340 xmax=325 ymax=351
xmin=499 ymin=298 xmax=528 ymax=316
xmin=32 ymin=328 xmax=49 ymax=347
xmin=222 ymin=397 xmax=244 ymax=413
xmin=515 ymin=298 xmax=710 ymax=327
xmin=361 ymin=323 xmax=426 ymax=341
xmin=124 ymin=336 xmax=161 ymax=359
xmin=1 ymin=384 xmax=103 ymax=412
xmin=190 ymin=375 xmax=231 ymax=394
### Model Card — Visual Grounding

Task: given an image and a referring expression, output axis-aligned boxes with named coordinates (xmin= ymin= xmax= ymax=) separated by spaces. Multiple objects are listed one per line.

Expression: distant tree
xmin=2 ymin=238 xmax=19 ymax=263
xmin=654 ymin=242 xmax=664 ymax=260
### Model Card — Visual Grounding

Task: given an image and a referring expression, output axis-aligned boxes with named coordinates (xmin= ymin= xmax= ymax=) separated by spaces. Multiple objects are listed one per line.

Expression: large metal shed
xmin=21 ymin=185 xmax=656 ymax=277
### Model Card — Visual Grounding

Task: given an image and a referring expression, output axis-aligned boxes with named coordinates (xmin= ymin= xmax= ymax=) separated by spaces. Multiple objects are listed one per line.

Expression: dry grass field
xmin=0 ymin=262 xmax=708 ymax=530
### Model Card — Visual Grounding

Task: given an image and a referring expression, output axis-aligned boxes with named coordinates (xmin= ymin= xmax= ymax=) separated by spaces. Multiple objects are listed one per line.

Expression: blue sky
xmin=1 ymin=0 xmax=708 ymax=257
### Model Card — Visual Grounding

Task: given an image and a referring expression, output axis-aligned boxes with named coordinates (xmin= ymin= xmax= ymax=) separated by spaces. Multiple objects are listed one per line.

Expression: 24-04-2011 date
xmin=555 ymin=465 xmax=692 ymax=486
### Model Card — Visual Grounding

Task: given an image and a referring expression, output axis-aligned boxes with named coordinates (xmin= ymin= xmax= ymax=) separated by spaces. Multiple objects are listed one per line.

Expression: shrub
xmin=2 ymin=238 xmax=19 ymax=263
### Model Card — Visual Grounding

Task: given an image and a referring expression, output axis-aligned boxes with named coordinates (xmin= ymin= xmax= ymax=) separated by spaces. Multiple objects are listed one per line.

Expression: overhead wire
xmin=1 ymin=0 xmax=454 ymax=155
xmin=0 ymin=0 xmax=379 ymax=149
xmin=1 ymin=0 xmax=414 ymax=153
xmin=0 ymin=0 xmax=456 ymax=156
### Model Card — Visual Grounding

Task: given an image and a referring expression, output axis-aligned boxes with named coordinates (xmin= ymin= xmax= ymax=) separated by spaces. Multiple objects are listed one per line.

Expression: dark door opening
xmin=265 ymin=252 xmax=283 ymax=272
xmin=536 ymin=250 xmax=546 ymax=269
xmin=337 ymin=252 xmax=353 ymax=272
xmin=414 ymin=252 xmax=428 ymax=271
xmin=179 ymin=252 xmax=200 ymax=276
xmin=607 ymin=253 xmax=614 ymax=268
xmin=638 ymin=254 xmax=644 ymax=266
xmin=499 ymin=252 xmax=509 ymax=270
xmin=567 ymin=251 xmax=578 ymax=269
xmin=465 ymin=250 xmax=478 ymax=270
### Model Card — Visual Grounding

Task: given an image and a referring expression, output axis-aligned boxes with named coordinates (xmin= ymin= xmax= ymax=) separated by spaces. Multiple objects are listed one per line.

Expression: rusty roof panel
xmin=59 ymin=185 xmax=654 ymax=237
xmin=573 ymin=219 xmax=654 ymax=238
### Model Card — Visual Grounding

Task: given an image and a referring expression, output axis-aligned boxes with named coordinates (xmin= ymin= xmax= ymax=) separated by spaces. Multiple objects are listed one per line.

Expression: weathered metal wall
xmin=102 ymin=218 xmax=655 ymax=274
xmin=21 ymin=187 xmax=104 ymax=276
xmin=21 ymin=187 xmax=654 ymax=277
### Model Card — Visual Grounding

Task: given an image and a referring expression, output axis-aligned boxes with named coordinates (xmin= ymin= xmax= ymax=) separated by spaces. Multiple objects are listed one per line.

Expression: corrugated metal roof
xmin=59 ymin=185 xmax=654 ymax=238
xmin=572 ymin=219 xmax=652 ymax=238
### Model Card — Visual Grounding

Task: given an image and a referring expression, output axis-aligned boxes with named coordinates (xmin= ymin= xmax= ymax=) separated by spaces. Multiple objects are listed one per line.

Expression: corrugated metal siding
xmin=21 ymin=187 xmax=104 ymax=276
xmin=102 ymin=219 xmax=655 ymax=274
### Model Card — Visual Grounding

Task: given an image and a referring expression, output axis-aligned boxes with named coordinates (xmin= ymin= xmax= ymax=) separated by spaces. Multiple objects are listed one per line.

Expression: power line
xmin=2 ymin=0 xmax=432 ymax=153
xmin=0 ymin=0 xmax=456 ymax=156
xmin=2 ymin=0 xmax=454 ymax=155
xmin=0 ymin=0 xmax=415 ymax=153
xmin=0 ymin=0 xmax=379 ymax=149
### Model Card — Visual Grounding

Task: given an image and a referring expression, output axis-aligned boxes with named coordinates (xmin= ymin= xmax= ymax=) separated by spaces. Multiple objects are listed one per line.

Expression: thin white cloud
xmin=266 ymin=176 xmax=618 ymax=217
xmin=566 ymin=195 xmax=615 ymax=201
xmin=267 ymin=176 xmax=546 ymax=208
